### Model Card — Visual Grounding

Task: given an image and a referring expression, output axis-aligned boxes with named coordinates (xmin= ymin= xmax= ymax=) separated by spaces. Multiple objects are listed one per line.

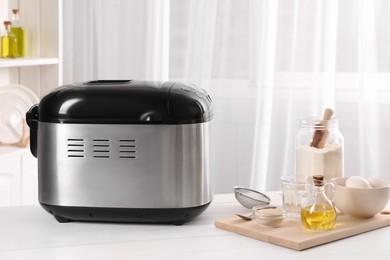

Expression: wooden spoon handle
xmin=310 ymin=108 xmax=334 ymax=148
xmin=316 ymin=130 xmax=329 ymax=149
xmin=322 ymin=108 xmax=334 ymax=122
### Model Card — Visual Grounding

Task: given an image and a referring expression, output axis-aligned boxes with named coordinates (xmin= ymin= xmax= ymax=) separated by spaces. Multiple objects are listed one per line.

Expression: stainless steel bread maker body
xmin=26 ymin=80 xmax=213 ymax=224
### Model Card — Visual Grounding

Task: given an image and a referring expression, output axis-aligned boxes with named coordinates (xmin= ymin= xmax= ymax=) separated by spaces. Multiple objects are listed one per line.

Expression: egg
xmin=345 ymin=176 xmax=372 ymax=189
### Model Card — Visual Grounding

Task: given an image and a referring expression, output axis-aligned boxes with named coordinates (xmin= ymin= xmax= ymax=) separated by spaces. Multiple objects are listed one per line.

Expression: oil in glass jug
xmin=301 ymin=175 xmax=337 ymax=231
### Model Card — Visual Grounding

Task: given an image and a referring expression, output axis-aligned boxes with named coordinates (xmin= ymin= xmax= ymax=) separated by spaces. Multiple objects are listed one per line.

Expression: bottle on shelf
xmin=11 ymin=9 xmax=25 ymax=57
xmin=1 ymin=21 xmax=18 ymax=58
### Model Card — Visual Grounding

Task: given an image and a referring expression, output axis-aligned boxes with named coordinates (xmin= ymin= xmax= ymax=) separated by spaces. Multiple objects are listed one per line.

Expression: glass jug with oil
xmin=301 ymin=175 xmax=337 ymax=231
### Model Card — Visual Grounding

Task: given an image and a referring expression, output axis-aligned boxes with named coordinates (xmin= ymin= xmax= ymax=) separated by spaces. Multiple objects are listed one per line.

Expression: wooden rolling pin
xmin=310 ymin=108 xmax=334 ymax=149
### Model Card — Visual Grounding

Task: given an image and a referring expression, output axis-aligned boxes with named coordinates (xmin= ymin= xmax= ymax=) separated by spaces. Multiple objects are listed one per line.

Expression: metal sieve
xmin=233 ymin=186 xmax=271 ymax=209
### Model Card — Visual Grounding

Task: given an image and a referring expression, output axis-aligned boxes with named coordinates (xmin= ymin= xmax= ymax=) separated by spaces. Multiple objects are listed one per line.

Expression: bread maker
xmin=26 ymin=80 xmax=213 ymax=225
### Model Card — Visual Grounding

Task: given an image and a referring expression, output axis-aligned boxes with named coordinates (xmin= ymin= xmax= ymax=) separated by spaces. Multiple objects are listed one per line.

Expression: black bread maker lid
xmin=37 ymin=80 xmax=213 ymax=124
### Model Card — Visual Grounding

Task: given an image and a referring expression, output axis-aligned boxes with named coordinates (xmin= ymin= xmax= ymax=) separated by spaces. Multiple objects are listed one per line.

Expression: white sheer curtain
xmin=62 ymin=0 xmax=167 ymax=82
xmin=168 ymin=0 xmax=390 ymax=191
xmin=63 ymin=0 xmax=390 ymax=193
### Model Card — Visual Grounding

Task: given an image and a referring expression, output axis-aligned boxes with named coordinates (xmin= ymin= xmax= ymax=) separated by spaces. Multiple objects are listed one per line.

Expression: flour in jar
xmin=295 ymin=143 xmax=343 ymax=180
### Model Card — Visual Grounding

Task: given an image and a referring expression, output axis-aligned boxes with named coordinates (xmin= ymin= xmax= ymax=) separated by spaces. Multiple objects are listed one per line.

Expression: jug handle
xmin=324 ymin=182 xmax=336 ymax=202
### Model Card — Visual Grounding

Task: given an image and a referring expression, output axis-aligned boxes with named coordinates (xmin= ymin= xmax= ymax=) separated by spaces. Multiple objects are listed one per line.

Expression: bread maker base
xmin=40 ymin=202 xmax=211 ymax=225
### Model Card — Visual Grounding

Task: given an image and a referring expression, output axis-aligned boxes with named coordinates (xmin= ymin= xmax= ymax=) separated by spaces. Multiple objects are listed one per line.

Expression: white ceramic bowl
xmin=331 ymin=177 xmax=390 ymax=218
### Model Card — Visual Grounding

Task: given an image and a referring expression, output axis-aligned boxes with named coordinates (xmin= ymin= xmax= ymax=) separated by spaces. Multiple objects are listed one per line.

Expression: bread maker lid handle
xmin=26 ymin=104 xmax=39 ymax=158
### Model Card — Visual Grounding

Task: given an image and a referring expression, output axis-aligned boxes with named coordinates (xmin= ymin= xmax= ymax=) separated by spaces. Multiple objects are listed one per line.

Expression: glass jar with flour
xmin=295 ymin=109 xmax=344 ymax=180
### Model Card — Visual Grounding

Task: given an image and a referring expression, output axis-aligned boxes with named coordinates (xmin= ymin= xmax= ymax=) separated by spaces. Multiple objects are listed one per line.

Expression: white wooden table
xmin=1 ymin=193 xmax=389 ymax=260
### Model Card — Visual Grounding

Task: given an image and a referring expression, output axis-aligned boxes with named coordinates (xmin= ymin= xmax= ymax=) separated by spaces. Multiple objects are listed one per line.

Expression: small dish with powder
xmin=252 ymin=206 xmax=286 ymax=228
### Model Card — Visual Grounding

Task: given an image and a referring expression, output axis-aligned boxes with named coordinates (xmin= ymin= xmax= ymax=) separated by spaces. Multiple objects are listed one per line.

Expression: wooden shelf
xmin=0 ymin=58 xmax=59 ymax=68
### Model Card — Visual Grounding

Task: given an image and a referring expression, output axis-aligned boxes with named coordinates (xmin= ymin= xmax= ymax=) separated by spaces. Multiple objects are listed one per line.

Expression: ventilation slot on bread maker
xmin=119 ymin=139 xmax=136 ymax=159
xmin=67 ymin=139 xmax=85 ymax=158
xmin=93 ymin=139 xmax=110 ymax=158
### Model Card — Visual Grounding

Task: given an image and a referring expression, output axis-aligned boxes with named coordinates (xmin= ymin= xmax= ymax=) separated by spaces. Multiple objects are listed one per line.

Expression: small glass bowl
xmin=252 ymin=206 xmax=286 ymax=228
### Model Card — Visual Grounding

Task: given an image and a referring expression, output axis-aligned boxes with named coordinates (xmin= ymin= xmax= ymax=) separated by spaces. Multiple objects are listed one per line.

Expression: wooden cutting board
xmin=215 ymin=210 xmax=390 ymax=251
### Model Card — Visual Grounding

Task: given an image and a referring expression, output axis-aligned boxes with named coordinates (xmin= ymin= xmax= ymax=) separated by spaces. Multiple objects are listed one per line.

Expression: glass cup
xmin=280 ymin=175 xmax=308 ymax=218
